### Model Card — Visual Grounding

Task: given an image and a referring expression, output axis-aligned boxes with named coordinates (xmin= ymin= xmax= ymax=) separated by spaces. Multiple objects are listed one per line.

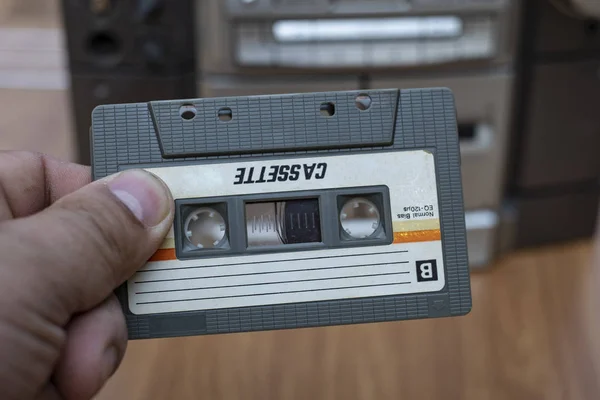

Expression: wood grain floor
xmin=93 ymin=239 xmax=600 ymax=400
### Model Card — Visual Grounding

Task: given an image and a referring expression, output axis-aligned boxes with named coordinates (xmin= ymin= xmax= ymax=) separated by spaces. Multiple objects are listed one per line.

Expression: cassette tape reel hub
xmin=340 ymin=198 xmax=382 ymax=239
xmin=183 ymin=207 xmax=227 ymax=249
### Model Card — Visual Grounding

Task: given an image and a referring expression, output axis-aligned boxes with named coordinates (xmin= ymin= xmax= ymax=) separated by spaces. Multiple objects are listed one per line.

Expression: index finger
xmin=0 ymin=151 xmax=90 ymax=221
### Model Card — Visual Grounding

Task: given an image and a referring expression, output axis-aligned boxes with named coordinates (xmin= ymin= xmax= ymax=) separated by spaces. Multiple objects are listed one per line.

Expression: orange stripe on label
xmin=147 ymin=230 xmax=441 ymax=262
xmin=148 ymin=248 xmax=176 ymax=262
xmin=393 ymin=229 xmax=441 ymax=243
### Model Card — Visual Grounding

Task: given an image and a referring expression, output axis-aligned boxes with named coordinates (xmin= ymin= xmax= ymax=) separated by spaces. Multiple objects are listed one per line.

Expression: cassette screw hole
xmin=355 ymin=94 xmax=372 ymax=111
xmin=218 ymin=107 xmax=233 ymax=122
xmin=179 ymin=104 xmax=197 ymax=121
xmin=320 ymin=102 xmax=335 ymax=117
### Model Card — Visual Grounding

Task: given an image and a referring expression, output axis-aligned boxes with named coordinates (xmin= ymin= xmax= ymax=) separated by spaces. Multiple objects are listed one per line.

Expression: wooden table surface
xmin=92 ymin=239 xmax=600 ymax=400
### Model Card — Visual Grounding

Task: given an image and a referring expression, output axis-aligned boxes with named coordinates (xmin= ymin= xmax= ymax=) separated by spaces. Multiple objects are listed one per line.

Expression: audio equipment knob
xmin=89 ymin=0 xmax=115 ymax=16
xmin=142 ymin=40 xmax=165 ymax=68
xmin=136 ymin=0 xmax=164 ymax=21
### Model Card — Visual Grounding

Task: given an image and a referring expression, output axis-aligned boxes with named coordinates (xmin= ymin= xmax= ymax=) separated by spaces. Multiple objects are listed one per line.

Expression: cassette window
xmin=174 ymin=186 xmax=393 ymax=259
xmin=245 ymin=198 xmax=322 ymax=248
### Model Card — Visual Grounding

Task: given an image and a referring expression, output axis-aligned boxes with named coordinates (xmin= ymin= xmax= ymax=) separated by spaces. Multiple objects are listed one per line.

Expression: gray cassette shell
xmin=90 ymin=88 xmax=471 ymax=339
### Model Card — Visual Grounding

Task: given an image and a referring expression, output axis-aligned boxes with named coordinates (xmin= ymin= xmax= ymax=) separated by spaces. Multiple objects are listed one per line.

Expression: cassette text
xmin=233 ymin=163 xmax=327 ymax=185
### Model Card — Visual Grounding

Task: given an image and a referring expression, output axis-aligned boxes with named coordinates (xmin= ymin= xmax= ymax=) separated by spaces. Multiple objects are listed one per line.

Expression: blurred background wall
xmin=0 ymin=0 xmax=72 ymax=160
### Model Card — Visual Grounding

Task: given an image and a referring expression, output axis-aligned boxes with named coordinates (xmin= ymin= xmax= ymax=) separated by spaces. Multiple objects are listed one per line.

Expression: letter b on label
xmin=416 ymin=259 xmax=438 ymax=282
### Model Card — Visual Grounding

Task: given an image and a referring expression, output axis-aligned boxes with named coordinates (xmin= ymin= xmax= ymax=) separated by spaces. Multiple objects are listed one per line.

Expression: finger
xmin=1 ymin=168 xmax=174 ymax=322
xmin=0 ymin=151 xmax=89 ymax=221
xmin=35 ymin=385 xmax=62 ymax=400
xmin=53 ymin=295 xmax=127 ymax=400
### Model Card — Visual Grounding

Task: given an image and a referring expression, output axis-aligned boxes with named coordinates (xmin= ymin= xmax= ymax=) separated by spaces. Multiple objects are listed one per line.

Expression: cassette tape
xmin=90 ymin=88 xmax=471 ymax=339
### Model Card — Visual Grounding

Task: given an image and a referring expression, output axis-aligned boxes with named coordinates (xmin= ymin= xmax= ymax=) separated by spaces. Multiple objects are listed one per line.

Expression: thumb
xmin=6 ymin=169 xmax=174 ymax=320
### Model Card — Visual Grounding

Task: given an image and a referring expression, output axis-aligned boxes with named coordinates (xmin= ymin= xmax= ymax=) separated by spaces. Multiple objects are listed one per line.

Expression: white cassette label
xmin=129 ymin=150 xmax=446 ymax=315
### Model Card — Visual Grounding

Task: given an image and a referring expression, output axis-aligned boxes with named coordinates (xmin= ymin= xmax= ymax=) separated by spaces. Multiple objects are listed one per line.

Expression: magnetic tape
xmin=90 ymin=88 xmax=471 ymax=339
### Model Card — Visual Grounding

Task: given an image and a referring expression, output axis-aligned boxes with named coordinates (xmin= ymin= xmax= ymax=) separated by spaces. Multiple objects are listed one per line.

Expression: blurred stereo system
xmin=200 ymin=0 xmax=514 ymax=72
xmin=60 ymin=0 xmax=197 ymax=164
xmin=61 ymin=0 xmax=519 ymax=267
xmin=197 ymin=0 xmax=517 ymax=94
xmin=62 ymin=0 xmax=599 ymax=268
xmin=196 ymin=0 xmax=520 ymax=268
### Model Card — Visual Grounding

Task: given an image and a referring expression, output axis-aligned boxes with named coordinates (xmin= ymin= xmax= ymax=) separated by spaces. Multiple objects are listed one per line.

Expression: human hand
xmin=0 ymin=151 xmax=174 ymax=399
